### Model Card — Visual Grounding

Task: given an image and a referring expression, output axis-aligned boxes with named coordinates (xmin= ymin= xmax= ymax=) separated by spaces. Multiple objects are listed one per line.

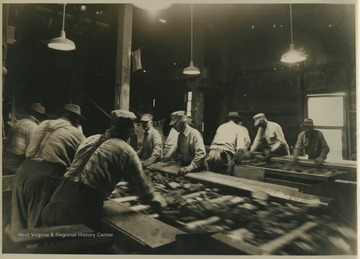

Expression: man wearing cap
xmin=293 ymin=118 xmax=330 ymax=166
xmin=10 ymin=104 xmax=86 ymax=231
xmin=162 ymin=110 xmax=207 ymax=176
xmin=249 ymin=113 xmax=290 ymax=159
xmin=41 ymin=110 xmax=167 ymax=230
xmin=163 ymin=115 xmax=193 ymax=158
xmin=3 ymin=103 xmax=46 ymax=175
xmin=137 ymin=113 xmax=163 ymax=167
xmin=206 ymin=111 xmax=251 ymax=174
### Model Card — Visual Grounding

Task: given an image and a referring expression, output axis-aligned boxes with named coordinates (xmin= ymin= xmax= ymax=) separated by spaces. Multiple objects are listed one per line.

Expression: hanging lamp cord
xmin=190 ymin=4 xmax=194 ymax=61
xmin=62 ymin=4 xmax=66 ymax=31
xmin=290 ymin=4 xmax=294 ymax=44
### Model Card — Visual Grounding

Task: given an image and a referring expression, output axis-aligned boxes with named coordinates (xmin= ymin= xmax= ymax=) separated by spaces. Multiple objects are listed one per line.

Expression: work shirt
xmin=26 ymin=118 xmax=85 ymax=168
xmin=163 ymin=127 xmax=179 ymax=156
xmin=293 ymin=130 xmax=330 ymax=160
xmin=138 ymin=126 xmax=163 ymax=160
xmin=5 ymin=116 xmax=40 ymax=156
xmin=250 ymin=121 xmax=288 ymax=153
xmin=177 ymin=125 xmax=206 ymax=169
xmin=64 ymin=129 xmax=155 ymax=200
xmin=210 ymin=121 xmax=251 ymax=154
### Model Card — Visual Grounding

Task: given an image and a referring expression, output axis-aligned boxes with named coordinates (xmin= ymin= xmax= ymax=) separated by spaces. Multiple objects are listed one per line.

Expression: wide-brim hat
xmin=253 ymin=113 xmax=265 ymax=126
xmin=27 ymin=102 xmax=46 ymax=115
xmin=169 ymin=110 xmax=187 ymax=126
xmin=62 ymin=104 xmax=86 ymax=120
xmin=301 ymin=118 xmax=314 ymax=127
xmin=226 ymin=111 xmax=241 ymax=120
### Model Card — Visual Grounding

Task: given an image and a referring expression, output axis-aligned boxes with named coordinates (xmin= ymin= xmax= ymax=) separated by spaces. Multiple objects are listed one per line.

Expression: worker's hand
xmin=314 ymin=157 xmax=324 ymax=166
xmin=142 ymin=157 xmax=156 ymax=167
xmin=234 ymin=149 xmax=245 ymax=164
xmin=150 ymin=192 xmax=167 ymax=209
xmin=262 ymin=148 xmax=272 ymax=160
xmin=161 ymin=156 xmax=171 ymax=162
xmin=244 ymin=151 xmax=254 ymax=159
xmin=178 ymin=166 xmax=193 ymax=176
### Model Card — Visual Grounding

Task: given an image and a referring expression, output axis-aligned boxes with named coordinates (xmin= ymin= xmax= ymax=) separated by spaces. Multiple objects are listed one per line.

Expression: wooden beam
xmin=114 ymin=4 xmax=133 ymax=110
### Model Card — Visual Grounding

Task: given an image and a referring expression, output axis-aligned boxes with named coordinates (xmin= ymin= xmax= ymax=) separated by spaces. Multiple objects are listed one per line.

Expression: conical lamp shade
xmin=48 ymin=30 xmax=76 ymax=51
xmin=281 ymin=43 xmax=307 ymax=63
xmin=183 ymin=61 xmax=200 ymax=75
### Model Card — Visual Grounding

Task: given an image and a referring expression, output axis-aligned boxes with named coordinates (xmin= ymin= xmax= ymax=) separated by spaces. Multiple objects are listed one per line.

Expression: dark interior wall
xmin=228 ymin=69 xmax=302 ymax=149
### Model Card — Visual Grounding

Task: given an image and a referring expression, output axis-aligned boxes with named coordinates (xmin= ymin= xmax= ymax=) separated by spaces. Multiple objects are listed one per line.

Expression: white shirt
xmin=210 ymin=121 xmax=251 ymax=154
xmin=250 ymin=120 xmax=288 ymax=152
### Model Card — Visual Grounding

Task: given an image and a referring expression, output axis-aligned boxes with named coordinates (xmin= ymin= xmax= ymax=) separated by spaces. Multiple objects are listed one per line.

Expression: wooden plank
xmin=186 ymin=171 xmax=331 ymax=206
xmin=102 ymin=200 xmax=184 ymax=248
xmin=232 ymin=166 xmax=265 ymax=181
xmin=211 ymin=232 xmax=263 ymax=255
xmin=259 ymin=221 xmax=318 ymax=255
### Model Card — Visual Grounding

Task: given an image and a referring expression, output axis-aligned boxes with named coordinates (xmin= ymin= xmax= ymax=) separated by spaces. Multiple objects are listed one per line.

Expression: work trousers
xmin=10 ymin=159 xmax=65 ymax=231
xmin=41 ymin=178 xmax=105 ymax=231
xmin=206 ymin=149 xmax=234 ymax=175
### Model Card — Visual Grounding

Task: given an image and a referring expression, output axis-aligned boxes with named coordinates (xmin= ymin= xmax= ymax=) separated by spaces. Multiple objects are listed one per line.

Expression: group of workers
xmin=3 ymin=102 xmax=330 ymax=233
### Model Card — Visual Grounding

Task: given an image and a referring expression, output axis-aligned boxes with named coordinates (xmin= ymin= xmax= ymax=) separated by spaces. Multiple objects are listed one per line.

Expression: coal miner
xmin=292 ymin=118 xmax=330 ymax=166
xmin=41 ymin=110 xmax=167 ymax=231
xmin=162 ymin=110 xmax=206 ymax=176
xmin=10 ymin=104 xmax=86 ymax=231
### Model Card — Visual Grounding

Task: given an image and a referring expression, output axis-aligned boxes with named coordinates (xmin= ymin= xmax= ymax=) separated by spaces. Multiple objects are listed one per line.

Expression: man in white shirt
xmin=249 ymin=113 xmax=290 ymax=159
xmin=206 ymin=111 xmax=251 ymax=175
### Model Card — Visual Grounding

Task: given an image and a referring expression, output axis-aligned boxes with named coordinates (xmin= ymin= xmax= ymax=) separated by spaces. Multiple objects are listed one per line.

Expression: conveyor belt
xmin=102 ymin=161 xmax=356 ymax=255
xmin=235 ymin=155 xmax=357 ymax=188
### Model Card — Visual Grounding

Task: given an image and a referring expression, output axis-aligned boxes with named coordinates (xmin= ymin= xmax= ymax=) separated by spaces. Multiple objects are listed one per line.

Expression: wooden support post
xmin=114 ymin=4 xmax=133 ymax=110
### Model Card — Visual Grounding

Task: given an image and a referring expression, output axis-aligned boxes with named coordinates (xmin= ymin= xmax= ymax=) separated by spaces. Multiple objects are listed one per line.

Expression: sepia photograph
xmin=1 ymin=0 xmax=358 ymax=256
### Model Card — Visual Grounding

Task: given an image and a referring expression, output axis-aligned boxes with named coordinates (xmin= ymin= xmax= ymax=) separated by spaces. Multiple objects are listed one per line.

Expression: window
xmin=186 ymin=91 xmax=192 ymax=117
xmin=307 ymin=93 xmax=345 ymax=161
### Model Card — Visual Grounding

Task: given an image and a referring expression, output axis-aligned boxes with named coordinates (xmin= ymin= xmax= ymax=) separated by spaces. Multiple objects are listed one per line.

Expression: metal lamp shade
xmin=183 ymin=61 xmax=201 ymax=75
xmin=280 ymin=43 xmax=307 ymax=63
xmin=48 ymin=30 xmax=76 ymax=51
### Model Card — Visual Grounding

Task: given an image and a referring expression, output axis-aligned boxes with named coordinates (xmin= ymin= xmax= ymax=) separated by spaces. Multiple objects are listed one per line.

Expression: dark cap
xmin=111 ymin=110 xmax=137 ymax=125
xmin=226 ymin=111 xmax=241 ymax=120
xmin=301 ymin=118 xmax=314 ymax=127
xmin=62 ymin=104 xmax=86 ymax=120
xmin=28 ymin=103 xmax=46 ymax=115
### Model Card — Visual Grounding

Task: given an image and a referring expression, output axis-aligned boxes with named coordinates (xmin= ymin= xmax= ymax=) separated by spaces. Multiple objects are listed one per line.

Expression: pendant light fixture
xmin=280 ymin=4 xmax=307 ymax=63
xmin=183 ymin=4 xmax=200 ymax=75
xmin=48 ymin=3 xmax=76 ymax=51
xmin=133 ymin=1 xmax=172 ymax=11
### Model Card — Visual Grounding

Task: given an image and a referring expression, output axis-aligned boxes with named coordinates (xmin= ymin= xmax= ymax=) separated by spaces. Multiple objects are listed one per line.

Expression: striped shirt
xmin=64 ymin=131 xmax=155 ymax=200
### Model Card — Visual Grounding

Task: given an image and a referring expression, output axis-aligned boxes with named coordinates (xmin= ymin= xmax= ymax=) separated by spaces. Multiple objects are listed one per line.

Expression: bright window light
xmin=308 ymin=96 xmax=344 ymax=126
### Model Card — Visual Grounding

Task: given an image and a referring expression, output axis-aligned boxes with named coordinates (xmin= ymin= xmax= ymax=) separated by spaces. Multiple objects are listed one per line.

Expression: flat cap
xmin=111 ymin=110 xmax=137 ymax=125
xmin=253 ymin=113 xmax=266 ymax=126
xmin=140 ymin=113 xmax=153 ymax=122
xmin=169 ymin=110 xmax=187 ymax=126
